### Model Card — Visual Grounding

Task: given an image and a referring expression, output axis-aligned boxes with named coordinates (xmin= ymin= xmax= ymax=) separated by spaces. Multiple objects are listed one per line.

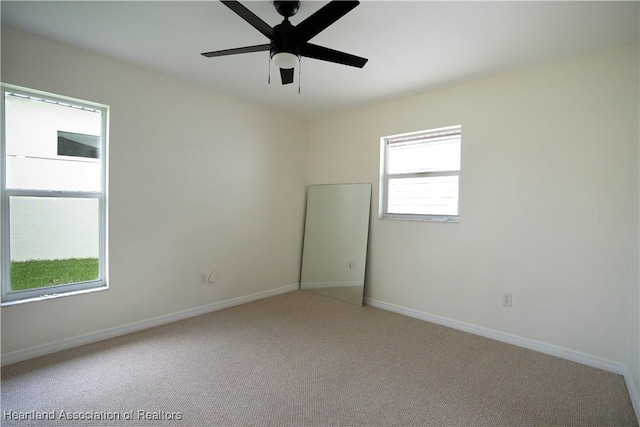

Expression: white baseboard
xmin=1 ymin=283 xmax=299 ymax=366
xmin=364 ymin=297 xmax=626 ymax=375
xmin=624 ymin=371 xmax=640 ymax=423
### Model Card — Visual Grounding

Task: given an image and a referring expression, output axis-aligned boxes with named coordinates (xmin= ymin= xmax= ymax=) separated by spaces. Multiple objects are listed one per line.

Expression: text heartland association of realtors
xmin=3 ymin=409 xmax=183 ymax=421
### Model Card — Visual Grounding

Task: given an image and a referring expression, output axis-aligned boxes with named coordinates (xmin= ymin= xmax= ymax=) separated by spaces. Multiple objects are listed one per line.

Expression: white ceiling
xmin=1 ymin=1 xmax=638 ymax=119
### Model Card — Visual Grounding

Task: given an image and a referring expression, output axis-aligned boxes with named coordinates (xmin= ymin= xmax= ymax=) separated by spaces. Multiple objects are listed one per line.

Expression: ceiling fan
xmin=201 ymin=0 xmax=368 ymax=85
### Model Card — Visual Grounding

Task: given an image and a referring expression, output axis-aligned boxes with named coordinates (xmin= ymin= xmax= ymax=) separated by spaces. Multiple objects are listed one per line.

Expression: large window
xmin=379 ymin=125 xmax=461 ymax=222
xmin=1 ymin=84 xmax=108 ymax=304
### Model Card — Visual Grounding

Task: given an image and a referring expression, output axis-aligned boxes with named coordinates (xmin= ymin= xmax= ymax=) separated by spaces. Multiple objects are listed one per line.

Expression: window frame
xmin=379 ymin=125 xmax=462 ymax=223
xmin=1 ymin=84 xmax=109 ymax=305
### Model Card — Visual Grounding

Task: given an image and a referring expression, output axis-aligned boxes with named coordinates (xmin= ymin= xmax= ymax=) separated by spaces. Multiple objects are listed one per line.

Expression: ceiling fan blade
xmin=280 ymin=68 xmax=295 ymax=85
xmin=291 ymin=1 xmax=359 ymax=42
xmin=220 ymin=1 xmax=274 ymax=39
xmin=301 ymin=43 xmax=368 ymax=68
xmin=201 ymin=44 xmax=271 ymax=58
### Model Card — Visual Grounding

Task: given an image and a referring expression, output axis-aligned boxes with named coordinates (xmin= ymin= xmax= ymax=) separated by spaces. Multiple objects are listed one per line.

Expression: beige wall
xmin=308 ymin=44 xmax=639 ymax=370
xmin=0 ymin=26 xmax=308 ymax=354
xmin=631 ymin=73 xmax=640 ymax=408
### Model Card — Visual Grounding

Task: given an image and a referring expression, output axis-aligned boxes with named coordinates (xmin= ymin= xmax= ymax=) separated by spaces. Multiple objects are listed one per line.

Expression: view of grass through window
xmin=10 ymin=258 xmax=99 ymax=291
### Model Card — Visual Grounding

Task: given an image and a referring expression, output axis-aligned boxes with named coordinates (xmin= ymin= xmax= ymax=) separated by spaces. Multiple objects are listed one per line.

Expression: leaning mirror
xmin=300 ymin=183 xmax=372 ymax=306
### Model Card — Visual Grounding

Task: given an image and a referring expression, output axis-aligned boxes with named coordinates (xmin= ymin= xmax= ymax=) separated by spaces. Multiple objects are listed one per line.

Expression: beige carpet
xmin=1 ymin=290 xmax=638 ymax=426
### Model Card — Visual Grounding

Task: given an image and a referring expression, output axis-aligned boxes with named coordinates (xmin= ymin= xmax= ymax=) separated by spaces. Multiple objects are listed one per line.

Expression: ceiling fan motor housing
xmin=270 ymin=19 xmax=300 ymax=65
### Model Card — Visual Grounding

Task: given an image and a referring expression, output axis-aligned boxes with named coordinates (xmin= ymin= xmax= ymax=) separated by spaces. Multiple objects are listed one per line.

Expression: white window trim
xmin=379 ymin=125 xmax=461 ymax=223
xmin=0 ymin=84 xmax=109 ymax=305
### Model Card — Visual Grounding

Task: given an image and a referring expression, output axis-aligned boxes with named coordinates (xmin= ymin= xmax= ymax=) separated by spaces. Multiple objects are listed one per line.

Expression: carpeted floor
xmin=1 ymin=290 xmax=638 ymax=426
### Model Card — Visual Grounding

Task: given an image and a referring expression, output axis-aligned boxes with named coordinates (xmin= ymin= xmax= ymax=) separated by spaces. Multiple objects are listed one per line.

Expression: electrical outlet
xmin=207 ymin=271 xmax=219 ymax=284
xmin=200 ymin=271 xmax=218 ymax=284
xmin=502 ymin=293 xmax=512 ymax=307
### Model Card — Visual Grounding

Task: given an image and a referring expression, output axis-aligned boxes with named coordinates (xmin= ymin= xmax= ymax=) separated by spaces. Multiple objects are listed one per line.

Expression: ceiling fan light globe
xmin=272 ymin=52 xmax=299 ymax=69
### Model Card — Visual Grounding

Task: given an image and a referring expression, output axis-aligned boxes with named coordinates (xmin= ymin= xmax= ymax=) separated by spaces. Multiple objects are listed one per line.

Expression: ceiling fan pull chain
xmin=298 ymin=59 xmax=301 ymax=94
xmin=268 ymin=57 xmax=271 ymax=84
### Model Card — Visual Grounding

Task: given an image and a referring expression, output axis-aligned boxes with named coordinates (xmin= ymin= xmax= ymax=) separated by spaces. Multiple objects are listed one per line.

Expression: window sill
xmin=379 ymin=214 xmax=459 ymax=223
xmin=1 ymin=285 xmax=108 ymax=307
